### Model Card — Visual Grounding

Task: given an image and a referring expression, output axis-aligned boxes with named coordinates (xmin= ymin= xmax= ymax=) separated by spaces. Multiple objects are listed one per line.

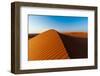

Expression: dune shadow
xmin=58 ymin=33 xmax=88 ymax=59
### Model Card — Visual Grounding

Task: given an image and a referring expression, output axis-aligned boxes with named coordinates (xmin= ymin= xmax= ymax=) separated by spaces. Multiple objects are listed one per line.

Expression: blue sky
xmin=28 ymin=15 xmax=88 ymax=34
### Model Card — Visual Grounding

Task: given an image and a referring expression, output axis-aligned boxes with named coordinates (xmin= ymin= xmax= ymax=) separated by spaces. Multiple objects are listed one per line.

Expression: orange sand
xmin=28 ymin=29 xmax=69 ymax=60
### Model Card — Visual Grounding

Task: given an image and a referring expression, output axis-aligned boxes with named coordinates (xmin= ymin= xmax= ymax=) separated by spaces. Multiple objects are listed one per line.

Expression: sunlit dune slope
xmin=28 ymin=29 xmax=69 ymax=60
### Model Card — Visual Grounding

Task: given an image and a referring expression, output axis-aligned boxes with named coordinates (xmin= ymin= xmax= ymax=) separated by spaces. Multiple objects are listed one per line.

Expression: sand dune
xmin=28 ymin=29 xmax=88 ymax=60
xmin=28 ymin=29 xmax=70 ymax=60
xmin=62 ymin=32 xmax=87 ymax=38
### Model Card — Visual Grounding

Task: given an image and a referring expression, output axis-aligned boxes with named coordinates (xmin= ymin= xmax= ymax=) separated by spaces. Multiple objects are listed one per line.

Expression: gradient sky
xmin=28 ymin=15 xmax=88 ymax=34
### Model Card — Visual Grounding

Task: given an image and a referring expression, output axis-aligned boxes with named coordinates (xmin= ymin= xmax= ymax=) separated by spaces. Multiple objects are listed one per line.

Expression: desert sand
xmin=28 ymin=29 xmax=70 ymax=60
xmin=28 ymin=29 xmax=88 ymax=60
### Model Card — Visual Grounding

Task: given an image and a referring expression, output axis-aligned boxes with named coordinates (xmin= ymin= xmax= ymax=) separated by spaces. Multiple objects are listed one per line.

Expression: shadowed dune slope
xmin=58 ymin=33 xmax=88 ymax=58
xmin=28 ymin=29 xmax=70 ymax=60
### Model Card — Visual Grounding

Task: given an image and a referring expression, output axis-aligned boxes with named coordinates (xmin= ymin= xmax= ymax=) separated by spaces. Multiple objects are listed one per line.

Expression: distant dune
xmin=62 ymin=32 xmax=87 ymax=38
xmin=28 ymin=29 xmax=70 ymax=60
xmin=28 ymin=34 xmax=38 ymax=39
xmin=28 ymin=32 xmax=87 ymax=39
xmin=28 ymin=29 xmax=88 ymax=60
